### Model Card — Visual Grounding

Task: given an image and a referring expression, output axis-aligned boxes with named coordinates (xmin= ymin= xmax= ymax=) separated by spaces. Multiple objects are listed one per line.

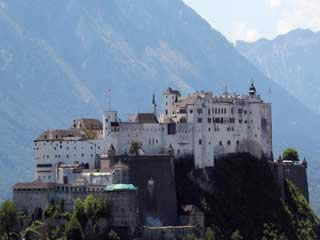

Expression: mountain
xmin=236 ymin=29 xmax=320 ymax=115
xmin=0 ymin=1 xmax=319 ymax=210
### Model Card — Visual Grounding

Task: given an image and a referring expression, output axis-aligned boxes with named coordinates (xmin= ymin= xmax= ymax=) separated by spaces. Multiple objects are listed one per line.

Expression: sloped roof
xmin=135 ymin=113 xmax=158 ymax=123
xmin=35 ymin=129 xmax=87 ymax=141
xmin=105 ymin=184 xmax=137 ymax=191
xmin=14 ymin=180 xmax=57 ymax=190
xmin=164 ymin=87 xmax=181 ymax=96
xmin=74 ymin=118 xmax=103 ymax=130
xmin=175 ymin=95 xmax=199 ymax=108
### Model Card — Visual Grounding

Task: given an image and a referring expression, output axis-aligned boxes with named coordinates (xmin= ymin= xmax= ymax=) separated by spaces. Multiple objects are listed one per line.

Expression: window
xmin=208 ymin=108 xmax=211 ymax=115
xmin=190 ymin=109 xmax=193 ymax=114
xmin=238 ymin=109 xmax=243 ymax=114
xmin=224 ymin=108 xmax=227 ymax=114
xmin=237 ymin=140 xmax=239 ymax=146
xmin=81 ymin=153 xmax=84 ymax=157
xmin=67 ymin=155 xmax=69 ymax=158
xmin=208 ymin=118 xmax=211 ymax=123
xmin=165 ymin=110 xmax=168 ymax=115
xmin=244 ymin=110 xmax=247 ymax=114
xmin=227 ymin=140 xmax=231 ymax=145
xmin=208 ymin=128 xmax=211 ymax=132
xmin=197 ymin=108 xmax=203 ymax=114
xmin=221 ymin=118 xmax=224 ymax=124
xmin=198 ymin=118 xmax=202 ymax=123
xmin=239 ymin=120 xmax=243 ymax=124
xmin=231 ymin=108 xmax=234 ymax=114
xmin=199 ymin=139 xmax=202 ymax=145
xmin=218 ymin=108 xmax=221 ymax=114
xmin=215 ymin=108 xmax=217 ymax=114
xmin=219 ymin=141 xmax=222 ymax=146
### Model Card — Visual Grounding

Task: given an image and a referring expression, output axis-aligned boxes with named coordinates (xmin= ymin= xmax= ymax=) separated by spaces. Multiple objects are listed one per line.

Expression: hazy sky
xmin=183 ymin=0 xmax=320 ymax=43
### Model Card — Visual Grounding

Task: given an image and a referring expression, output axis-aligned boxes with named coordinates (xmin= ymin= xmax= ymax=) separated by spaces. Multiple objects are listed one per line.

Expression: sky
xmin=183 ymin=0 xmax=320 ymax=43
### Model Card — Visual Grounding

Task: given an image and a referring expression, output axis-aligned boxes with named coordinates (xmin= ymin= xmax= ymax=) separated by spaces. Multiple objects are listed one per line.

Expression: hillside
xmin=175 ymin=154 xmax=320 ymax=240
xmin=0 ymin=0 xmax=319 ymax=210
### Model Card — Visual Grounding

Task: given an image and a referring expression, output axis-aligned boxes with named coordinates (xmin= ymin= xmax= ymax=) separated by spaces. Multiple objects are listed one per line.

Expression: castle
xmin=13 ymin=84 xmax=279 ymax=238
xmin=33 ymin=83 xmax=272 ymax=182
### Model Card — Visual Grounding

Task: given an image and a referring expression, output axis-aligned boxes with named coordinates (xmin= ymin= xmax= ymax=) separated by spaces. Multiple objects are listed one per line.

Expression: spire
xmin=152 ymin=92 xmax=157 ymax=116
xmin=152 ymin=92 xmax=156 ymax=106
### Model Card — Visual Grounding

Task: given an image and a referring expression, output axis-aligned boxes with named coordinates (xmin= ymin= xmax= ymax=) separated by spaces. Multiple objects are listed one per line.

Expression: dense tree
xmin=65 ymin=215 xmax=83 ymax=240
xmin=204 ymin=227 xmax=216 ymax=240
xmin=282 ymin=148 xmax=299 ymax=161
xmin=0 ymin=201 xmax=17 ymax=240
xmin=84 ymin=194 xmax=96 ymax=219
xmin=108 ymin=230 xmax=120 ymax=240
xmin=231 ymin=230 xmax=243 ymax=240
xmin=73 ymin=198 xmax=87 ymax=229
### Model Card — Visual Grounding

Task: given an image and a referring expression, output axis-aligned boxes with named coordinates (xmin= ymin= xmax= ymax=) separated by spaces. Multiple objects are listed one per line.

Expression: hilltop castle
xmin=33 ymin=83 xmax=272 ymax=182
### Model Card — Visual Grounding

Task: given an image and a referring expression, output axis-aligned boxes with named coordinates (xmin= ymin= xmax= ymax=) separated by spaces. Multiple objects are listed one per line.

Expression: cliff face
xmin=175 ymin=153 xmax=319 ymax=240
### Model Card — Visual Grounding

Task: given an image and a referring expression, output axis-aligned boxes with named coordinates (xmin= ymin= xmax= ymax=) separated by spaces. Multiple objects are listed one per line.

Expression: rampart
xmin=270 ymin=162 xmax=309 ymax=202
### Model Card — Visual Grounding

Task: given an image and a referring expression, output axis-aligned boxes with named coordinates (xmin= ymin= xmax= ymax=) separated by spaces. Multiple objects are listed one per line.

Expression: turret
xmin=248 ymin=82 xmax=257 ymax=96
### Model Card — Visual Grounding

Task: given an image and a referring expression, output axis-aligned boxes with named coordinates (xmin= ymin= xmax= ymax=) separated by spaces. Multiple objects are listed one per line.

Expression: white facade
xmin=34 ymin=84 xmax=272 ymax=182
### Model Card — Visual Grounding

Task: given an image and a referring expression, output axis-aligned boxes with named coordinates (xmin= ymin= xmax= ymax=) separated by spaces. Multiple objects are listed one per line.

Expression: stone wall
xmin=13 ymin=187 xmax=138 ymax=234
xmin=142 ymin=226 xmax=196 ymax=240
xmin=270 ymin=162 xmax=309 ymax=202
xmin=110 ymin=155 xmax=178 ymax=226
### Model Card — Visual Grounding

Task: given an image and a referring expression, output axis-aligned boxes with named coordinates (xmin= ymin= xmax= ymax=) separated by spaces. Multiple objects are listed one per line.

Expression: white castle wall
xmin=34 ymin=85 xmax=273 ymax=180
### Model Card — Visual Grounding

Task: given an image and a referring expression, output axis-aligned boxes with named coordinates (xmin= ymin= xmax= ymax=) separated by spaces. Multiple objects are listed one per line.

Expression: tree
xmin=0 ymin=200 xmax=17 ymax=240
xmin=261 ymin=224 xmax=287 ymax=240
xmin=84 ymin=194 xmax=96 ymax=219
xmin=231 ymin=230 xmax=243 ymax=240
xmin=108 ymin=230 xmax=120 ymax=240
xmin=73 ymin=198 xmax=87 ymax=229
xmin=282 ymin=148 xmax=299 ymax=161
xmin=204 ymin=227 xmax=215 ymax=240
xmin=129 ymin=141 xmax=140 ymax=155
xmin=65 ymin=215 xmax=83 ymax=240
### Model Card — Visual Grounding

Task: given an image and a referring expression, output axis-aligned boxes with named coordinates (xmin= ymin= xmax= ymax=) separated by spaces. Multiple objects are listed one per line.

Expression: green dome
xmin=105 ymin=184 xmax=138 ymax=191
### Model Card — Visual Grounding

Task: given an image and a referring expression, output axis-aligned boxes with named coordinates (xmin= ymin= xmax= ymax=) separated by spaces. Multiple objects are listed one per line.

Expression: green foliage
xmin=108 ymin=229 xmax=120 ymax=240
xmin=283 ymin=180 xmax=319 ymax=240
xmin=0 ymin=200 xmax=17 ymax=239
xmin=175 ymin=153 xmax=320 ymax=240
xmin=282 ymin=148 xmax=299 ymax=161
xmin=73 ymin=198 xmax=87 ymax=229
xmin=204 ymin=227 xmax=215 ymax=240
xmin=231 ymin=230 xmax=243 ymax=240
xmin=183 ymin=234 xmax=199 ymax=240
xmin=261 ymin=224 xmax=287 ymax=240
xmin=129 ymin=141 xmax=140 ymax=155
xmin=65 ymin=215 xmax=83 ymax=240
xmin=84 ymin=194 xmax=96 ymax=219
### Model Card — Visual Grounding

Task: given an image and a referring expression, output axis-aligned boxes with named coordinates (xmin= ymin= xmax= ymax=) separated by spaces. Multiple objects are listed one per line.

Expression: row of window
xmin=198 ymin=117 xmax=253 ymax=124
xmin=198 ymin=139 xmax=240 ymax=146
xmin=40 ymin=153 xmax=94 ymax=159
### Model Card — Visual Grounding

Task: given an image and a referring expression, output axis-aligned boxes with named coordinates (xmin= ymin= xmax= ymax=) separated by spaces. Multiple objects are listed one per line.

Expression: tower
xmin=163 ymin=87 xmax=181 ymax=120
xmin=248 ymin=81 xmax=257 ymax=96
xmin=103 ymin=111 xmax=118 ymax=137
xmin=152 ymin=92 xmax=157 ymax=116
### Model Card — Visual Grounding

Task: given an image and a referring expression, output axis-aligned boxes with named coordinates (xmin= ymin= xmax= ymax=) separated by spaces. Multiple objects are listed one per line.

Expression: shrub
xmin=282 ymin=148 xmax=299 ymax=161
